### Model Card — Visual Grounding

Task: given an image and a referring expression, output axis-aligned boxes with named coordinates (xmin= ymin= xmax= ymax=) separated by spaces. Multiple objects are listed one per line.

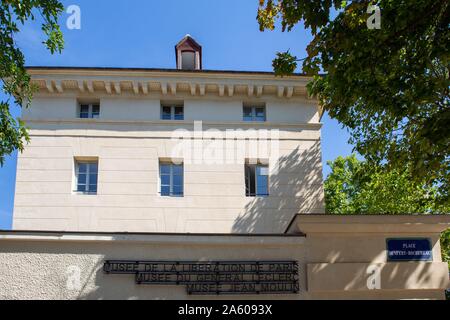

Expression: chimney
xmin=175 ymin=35 xmax=202 ymax=70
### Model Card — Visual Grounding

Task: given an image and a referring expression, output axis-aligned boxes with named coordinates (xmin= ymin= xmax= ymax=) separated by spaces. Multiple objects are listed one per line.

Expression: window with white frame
xmin=243 ymin=105 xmax=266 ymax=122
xmin=161 ymin=104 xmax=184 ymax=120
xmin=160 ymin=161 xmax=184 ymax=197
xmin=75 ymin=161 xmax=98 ymax=194
xmin=245 ymin=163 xmax=269 ymax=197
xmin=79 ymin=103 xmax=100 ymax=119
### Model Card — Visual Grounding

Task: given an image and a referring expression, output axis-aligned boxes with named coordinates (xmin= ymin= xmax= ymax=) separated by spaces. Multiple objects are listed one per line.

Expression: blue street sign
xmin=386 ymin=238 xmax=433 ymax=262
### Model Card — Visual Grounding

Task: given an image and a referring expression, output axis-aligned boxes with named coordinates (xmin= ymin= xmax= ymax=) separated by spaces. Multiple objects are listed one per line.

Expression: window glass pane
xmin=245 ymin=165 xmax=256 ymax=196
xmin=89 ymin=174 xmax=98 ymax=185
xmin=161 ymin=185 xmax=170 ymax=196
xmin=78 ymin=163 xmax=87 ymax=173
xmin=174 ymin=107 xmax=184 ymax=120
xmin=257 ymin=166 xmax=268 ymax=176
xmin=181 ymin=51 xmax=195 ymax=70
xmin=77 ymin=184 xmax=86 ymax=192
xmin=243 ymin=107 xmax=253 ymax=116
xmin=243 ymin=107 xmax=253 ymax=121
xmin=79 ymin=105 xmax=89 ymax=118
xmin=89 ymin=163 xmax=98 ymax=174
xmin=256 ymin=166 xmax=269 ymax=196
xmin=255 ymin=108 xmax=266 ymax=121
xmin=160 ymin=164 xmax=170 ymax=175
xmin=77 ymin=173 xmax=87 ymax=184
xmin=88 ymin=185 xmax=97 ymax=193
xmin=172 ymin=185 xmax=183 ymax=196
xmin=160 ymin=175 xmax=170 ymax=186
xmin=172 ymin=165 xmax=183 ymax=176
xmin=161 ymin=106 xmax=172 ymax=120
xmin=91 ymin=105 xmax=100 ymax=119
xmin=256 ymin=176 xmax=268 ymax=195
xmin=256 ymin=186 xmax=268 ymax=196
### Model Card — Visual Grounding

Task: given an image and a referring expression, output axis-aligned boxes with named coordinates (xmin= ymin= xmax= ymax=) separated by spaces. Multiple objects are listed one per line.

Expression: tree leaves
xmin=272 ymin=51 xmax=298 ymax=76
xmin=258 ymin=0 xmax=450 ymax=205
xmin=0 ymin=0 xmax=64 ymax=165
xmin=0 ymin=102 xmax=29 ymax=165
xmin=324 ymin=154 xmax=449 ymax=214
xmin=324 ymin=154 xmax=450 ymax=267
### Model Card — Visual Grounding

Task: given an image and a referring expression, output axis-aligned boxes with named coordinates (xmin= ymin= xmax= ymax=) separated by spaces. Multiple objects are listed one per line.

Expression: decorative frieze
xmin=28 ymin=68 xmax=314 ymax=99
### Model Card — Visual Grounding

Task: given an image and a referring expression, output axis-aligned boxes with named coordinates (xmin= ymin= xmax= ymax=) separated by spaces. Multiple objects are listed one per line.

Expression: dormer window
xmin=175 ymin=35 xmax=202 ymax=70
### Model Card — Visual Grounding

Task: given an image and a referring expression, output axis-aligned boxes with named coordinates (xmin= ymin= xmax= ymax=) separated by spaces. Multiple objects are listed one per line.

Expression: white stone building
xmin=1 ymin=36 xmax=448 ymax=300
xmin=13 ymin=35 xmax=324 ymax=234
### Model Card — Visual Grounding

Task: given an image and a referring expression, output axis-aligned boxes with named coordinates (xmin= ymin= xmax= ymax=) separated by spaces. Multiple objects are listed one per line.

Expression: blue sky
xmin=0 ymin=0 xmax=353 ymax=229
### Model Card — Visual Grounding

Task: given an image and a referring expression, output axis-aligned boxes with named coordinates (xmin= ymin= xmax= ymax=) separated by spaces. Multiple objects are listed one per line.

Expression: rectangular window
xmin=79 ymin=103 xmax=100 ymax=119
xmin=161 ymin=105 xmax=184 ymax=120
xmin=160 ymin=162 xmax=184 ymax=197
xmin=243 ymin=105 xmax=266 ymax=122
xmin=245 ymin=163 xmax=269 ymax=197
xmin=75 ymin=161 xmax=98 ymax=194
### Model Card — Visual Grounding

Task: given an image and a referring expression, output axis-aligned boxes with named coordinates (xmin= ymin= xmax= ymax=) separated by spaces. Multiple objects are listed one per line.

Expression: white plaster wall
xmin=22 ymin=96 xmax=320 ymax=123
xmin=184 ymin=99 xmax=242 ymax=121
xmin=14 ymin=95 xmax=325 ymax=233
xmin=22 ymin=97 xmax=78 ymax=119
xmin=100 ymin=98 xmax=161 ymax=120
xmin=13 ymin=134 xmax=324 ymax=233
xmin=266 ymin=100 xmax=319 ymax=123
xmin=0 ymin=235 xmax=307 ymax=300
xmin=0 ymin=233 xmax=446 ymax=300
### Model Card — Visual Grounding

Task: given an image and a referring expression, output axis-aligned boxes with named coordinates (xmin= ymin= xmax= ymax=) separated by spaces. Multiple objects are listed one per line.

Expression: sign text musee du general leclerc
xmin=103 ymin=260 xmax=299 ymax=295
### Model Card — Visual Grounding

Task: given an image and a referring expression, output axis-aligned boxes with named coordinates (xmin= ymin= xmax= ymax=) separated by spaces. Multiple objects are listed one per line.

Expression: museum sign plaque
xmin=103 ymin=260 xmax=299 ymax=295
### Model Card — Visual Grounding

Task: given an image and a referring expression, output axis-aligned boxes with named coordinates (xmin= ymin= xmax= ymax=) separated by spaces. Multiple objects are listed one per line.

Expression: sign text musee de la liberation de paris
xmin=103 ymin=260 xmax=299 ymax=295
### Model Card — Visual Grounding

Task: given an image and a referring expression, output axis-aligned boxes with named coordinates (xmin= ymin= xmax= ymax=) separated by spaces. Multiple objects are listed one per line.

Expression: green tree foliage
xmin=325 ymin=154 xmax=449 ymax=266
xmin=258 ymin=1 xmax=450 ymax=206
xmin=442 ymin=228 xmax=450 ymax=265
xmin=325 ymin=155 xmax=449 ymax=214
xmin=0 ymin=0 xmax=64 ymax=165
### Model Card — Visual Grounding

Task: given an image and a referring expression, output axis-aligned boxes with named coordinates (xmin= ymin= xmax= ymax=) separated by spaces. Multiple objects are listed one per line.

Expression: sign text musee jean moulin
xmin=386 ymin=238 xmax=433 ymax=261
xmin=103 ymin=260 xmax=299 ymax=295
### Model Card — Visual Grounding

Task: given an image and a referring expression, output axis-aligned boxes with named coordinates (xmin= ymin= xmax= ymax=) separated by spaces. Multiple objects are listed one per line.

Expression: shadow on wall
xmin=0 ymin=235 xmax=446 ymax=299
xmin=308 ymin=262 xmax=448 ymax=300
xmin=74 ymin=244 xmax=448 ymax=300
xmin=232 ymin=141 xmax=324 ymax=233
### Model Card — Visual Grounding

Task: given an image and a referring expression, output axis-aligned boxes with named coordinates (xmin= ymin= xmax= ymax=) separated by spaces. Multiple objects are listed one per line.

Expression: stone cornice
xmin=0 ymin=230 xmax=305 ymax=245
xmin=286 ymin=214 xmax=450 ymax=234
xmin=27 ymin=67 xmax=315 ymax=100
xmin=22 ymin=118 xmax=323 ymax=130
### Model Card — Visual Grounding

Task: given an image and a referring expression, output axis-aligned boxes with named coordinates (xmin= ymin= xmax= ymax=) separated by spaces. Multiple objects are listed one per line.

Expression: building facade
xmin=1 ymin=37 xmax=449 ymax=300
xmin=13 ymin=36 xmax=324 ymax=234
